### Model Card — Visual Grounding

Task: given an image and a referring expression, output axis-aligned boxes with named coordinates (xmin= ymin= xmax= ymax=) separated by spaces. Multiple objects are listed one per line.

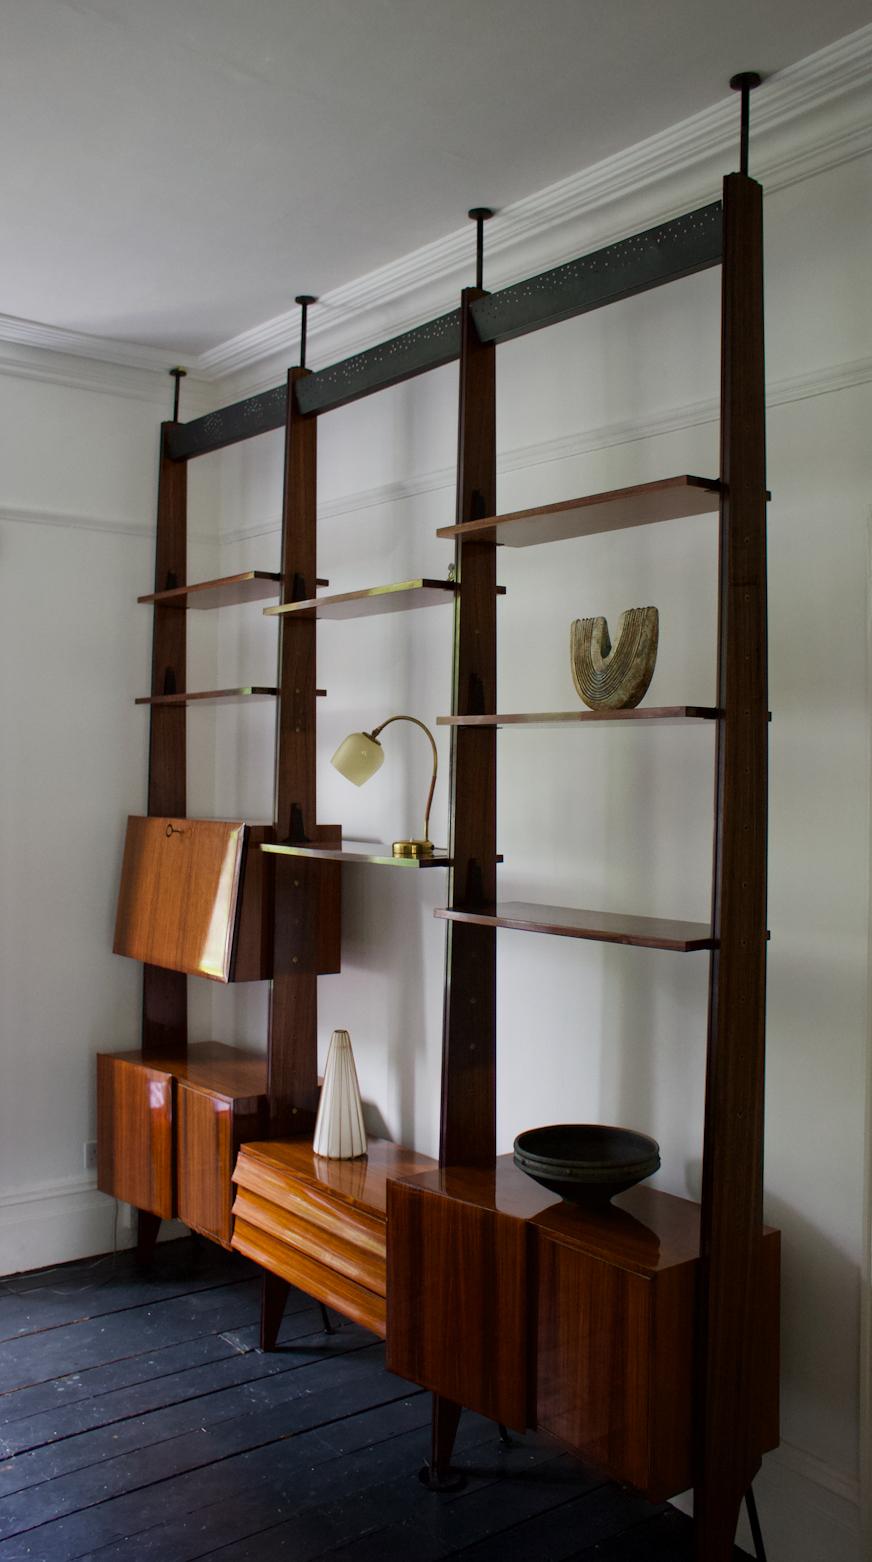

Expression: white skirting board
xmin=0 ymin=1175 xmax=187 ymax=1277
xmin=671 ymin=1442 xmax=861 ymax=1562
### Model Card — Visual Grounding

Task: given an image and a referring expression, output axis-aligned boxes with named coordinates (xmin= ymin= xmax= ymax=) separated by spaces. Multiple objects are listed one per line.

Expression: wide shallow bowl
xmin=513 ymin=1123 xmax=660 ymax=1205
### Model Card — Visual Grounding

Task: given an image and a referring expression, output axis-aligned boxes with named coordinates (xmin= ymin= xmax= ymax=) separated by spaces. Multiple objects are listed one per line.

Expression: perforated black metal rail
xmin=167 ymin=201 xmax=722 ymax=460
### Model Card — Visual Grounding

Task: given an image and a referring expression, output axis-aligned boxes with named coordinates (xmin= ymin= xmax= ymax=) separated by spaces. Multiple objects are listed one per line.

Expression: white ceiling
xmin=2 ymin=0 xmax=869 ymax=356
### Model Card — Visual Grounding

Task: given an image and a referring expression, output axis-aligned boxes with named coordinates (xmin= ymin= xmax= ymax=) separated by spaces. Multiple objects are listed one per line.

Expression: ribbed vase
xmin=312 ymin=1029 xmax=367 ymax=1160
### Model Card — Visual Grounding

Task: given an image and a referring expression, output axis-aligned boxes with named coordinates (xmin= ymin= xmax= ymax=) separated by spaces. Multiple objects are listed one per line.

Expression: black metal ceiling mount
xmin=167 ymin=200 xmax=724 ymax=460
xmin=169 ymin=366 xmax=187 ymax=423
xmin=468 ymin=208 xmax=494 ymax=290
xmin=730 ymin=71 xmax=762 ymax=177
xmin=295 ymin=295 xmax=317 ymax=369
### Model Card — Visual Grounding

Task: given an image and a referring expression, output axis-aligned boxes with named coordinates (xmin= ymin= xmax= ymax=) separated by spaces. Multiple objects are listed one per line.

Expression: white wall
xmin=0 ymin=71 xmax=868 ymax=1562
xmin=0 ymin=356 xmax=220 ymax=1269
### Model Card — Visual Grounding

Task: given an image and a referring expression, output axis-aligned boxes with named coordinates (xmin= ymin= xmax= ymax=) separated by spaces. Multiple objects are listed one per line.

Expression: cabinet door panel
xmin=96 ymin=1055 xmax=174 ymax=1219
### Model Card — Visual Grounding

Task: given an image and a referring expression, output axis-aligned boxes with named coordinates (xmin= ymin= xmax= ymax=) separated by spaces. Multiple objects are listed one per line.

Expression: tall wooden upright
xmin=439 ymin=287 xmax=498 ymax=1170
xmin=268 ymin=366 xmax=322 ymax=1136
xmin=696 ymin=170 xmax=769 ymax=1560
xmin=142 ymin=426 xmax=188 ymax=1058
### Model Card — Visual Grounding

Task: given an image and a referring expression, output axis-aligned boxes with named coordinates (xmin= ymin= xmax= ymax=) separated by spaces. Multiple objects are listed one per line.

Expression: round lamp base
xmin=392 ymin=839 xmax=435 ymax=859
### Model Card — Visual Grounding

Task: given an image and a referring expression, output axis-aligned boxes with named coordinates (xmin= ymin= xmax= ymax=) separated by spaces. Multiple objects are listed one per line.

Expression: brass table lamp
xmin=331 ymin=715 xmax=438 ymax=858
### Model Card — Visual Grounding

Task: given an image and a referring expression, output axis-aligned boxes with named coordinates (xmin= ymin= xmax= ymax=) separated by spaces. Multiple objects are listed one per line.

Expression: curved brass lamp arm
xmin=370 ymin=715 xmax=438 ymax=845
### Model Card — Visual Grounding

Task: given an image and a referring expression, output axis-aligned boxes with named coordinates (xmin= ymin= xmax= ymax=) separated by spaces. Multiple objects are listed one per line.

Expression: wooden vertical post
xmin=695 ymin=171 xmax=769 ymax=1560
xmin=142 ymin=425 xmax=187 ymax=1058
xmin=439 ymin=287 xmax=498 ymax=1170
xmin=267 ymin=368 xmax=321 ymax=1136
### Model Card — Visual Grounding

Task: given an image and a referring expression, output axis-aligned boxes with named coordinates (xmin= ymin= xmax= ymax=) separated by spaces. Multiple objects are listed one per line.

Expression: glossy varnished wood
xmin=264 ymin=579 xmax=464 ymax=620
xmin=177 ymin=1080 xmax=266 ymax=1247
xmin=696 ymin=172 xmax=771 ymax=1560
xmin=232 ymin=1139 xmax=436 ymax=1338
xmin=97 ymin=1043 xmax=268 ymax=1239
xmin=440 ymin=286 xmax=498 ymax=1169
xmin=113 ymin=817 xmax=270 ymax=982
xmin=434 ymin=901 xmax=714 ymax=951
xmin=96 ymin=1053 xmax=174 ymax=1219
xmin=386 ymin=1171 xmax=530 ymax=1430
xmin=387 ymin=1157 xmax=779 ymax=1501
xmin=436 ymin=474 xmax=721 ymax=547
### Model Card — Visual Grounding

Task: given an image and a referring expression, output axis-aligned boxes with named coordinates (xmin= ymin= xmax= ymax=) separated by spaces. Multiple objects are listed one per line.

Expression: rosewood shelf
xmin=436 ymin=474 xmax=721 ymax=547
xmin=264 ymin=579 xmax=464 ymax=621
xmin=438 ymin=706 xmax=719 ymax=728
xmin=262 ymin=838 xmax=452 ymax=869
xmin=434 ymin=900 xmax=714 ymax=951
xmin=136 ymin=686 xmax=326 ymax=706
xmin=138 ymin=572 xmax=329 ymax=610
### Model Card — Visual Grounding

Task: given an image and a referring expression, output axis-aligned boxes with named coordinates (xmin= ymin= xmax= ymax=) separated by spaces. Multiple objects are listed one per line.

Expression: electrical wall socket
xmin=83 ymin=1140 xmax=98 ymax=1171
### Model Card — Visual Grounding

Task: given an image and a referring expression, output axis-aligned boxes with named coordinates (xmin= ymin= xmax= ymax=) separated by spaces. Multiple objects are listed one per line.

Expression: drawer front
xmin=232 ymin=1218 xmax=385 ymax=1337
xmin=232 ymin=1185 xmax=385 ymax=1294
xmin=97 ymin=1054 xmax=174 ymax=1219
xmin=233 ymin=1153 xmax=385 ymax=1259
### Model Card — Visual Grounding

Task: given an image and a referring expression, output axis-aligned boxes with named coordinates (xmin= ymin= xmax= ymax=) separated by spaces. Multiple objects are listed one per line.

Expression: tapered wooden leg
xmin=694 ymin=1485 xmax=743 ymax=1562
xmin=419 ymin=1394 xmax=465 ymax=1491
xmin=260 ymin=1273 xmax=290 ymax=1351
xmin=136 ymin=1210 xmax=161 ymax=1264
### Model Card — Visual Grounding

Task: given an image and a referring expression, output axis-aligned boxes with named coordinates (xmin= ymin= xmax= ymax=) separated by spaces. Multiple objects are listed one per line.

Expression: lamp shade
xmin=331 ymin=731 xmax=384 ymax=786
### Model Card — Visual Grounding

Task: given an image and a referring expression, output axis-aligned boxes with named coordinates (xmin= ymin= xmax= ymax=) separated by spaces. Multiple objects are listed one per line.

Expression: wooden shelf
xmin=264 ymin=578 xmax=463 ymax=620
xmin=436 ymin=474 xmax=721 ymax=547
xmin=262 ymin=838 xmax=451 ymax=868
xmin=438 ymin=706 xmax=719 ymax=728
xmin=136 ymin=686 xmax=326 ymax=706
xmin=434 ymin=900 xmax=714 ymax=951
xmin=139 ymin=573 xmax=330 ymax=609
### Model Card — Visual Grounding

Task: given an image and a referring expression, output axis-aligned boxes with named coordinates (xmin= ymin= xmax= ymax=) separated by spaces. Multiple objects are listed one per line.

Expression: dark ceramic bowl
xmin=513 ymin=1123 xmax=660 ymax=1205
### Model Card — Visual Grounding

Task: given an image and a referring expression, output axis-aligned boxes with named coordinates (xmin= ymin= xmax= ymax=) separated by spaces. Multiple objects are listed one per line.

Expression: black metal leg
xmin=497 ymin=1423 xmax=513 ymax=1447
xmin=319 ymin=1302 xmax=336 ymax=1334
xmin=745 ymin=1485 xmax=767 ymax=1562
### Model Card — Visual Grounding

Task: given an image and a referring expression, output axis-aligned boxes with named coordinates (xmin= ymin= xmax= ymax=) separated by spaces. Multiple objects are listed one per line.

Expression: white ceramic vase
xmin=312 ymin=1029 xmax=367 ymax=1159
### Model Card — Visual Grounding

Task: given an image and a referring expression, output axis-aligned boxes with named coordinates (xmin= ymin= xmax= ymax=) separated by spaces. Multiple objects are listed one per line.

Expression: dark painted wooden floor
xmin=0 ymin=1239 xmax=751 ymax=1561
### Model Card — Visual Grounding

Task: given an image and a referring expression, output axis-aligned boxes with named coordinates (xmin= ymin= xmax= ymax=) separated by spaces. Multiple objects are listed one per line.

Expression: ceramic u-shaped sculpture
xmin=570 ymin=605 xmax=659 ymax=710
xmin=313 ymin=1029 xmax=368 ymax=1159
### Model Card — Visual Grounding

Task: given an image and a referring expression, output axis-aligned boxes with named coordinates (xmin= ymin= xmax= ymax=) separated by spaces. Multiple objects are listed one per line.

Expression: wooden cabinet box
xmin=97 ymin=1045 xmax=267 ymax=1242
xmin=387 ymin=1158 xmax=780 ymax=1502
xmin=113 ymin=816 xmax=273 ymax=982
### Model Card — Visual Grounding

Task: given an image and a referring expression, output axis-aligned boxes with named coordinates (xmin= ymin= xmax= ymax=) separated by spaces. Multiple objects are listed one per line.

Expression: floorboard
xmin=0 ymin=1238 xmax=755 ymax=1562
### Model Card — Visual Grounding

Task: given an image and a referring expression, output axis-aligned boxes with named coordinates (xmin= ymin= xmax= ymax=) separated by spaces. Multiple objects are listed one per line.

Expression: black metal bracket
xmin=468 ymin=207 xmax=494 ymax=289
xmin=295 ymin=295 xmax=317 ymax=370
xmin=730 ymin=72 xmax=762 ymax=177
xmin=167 ymin=201 xmax=723 ymax=460
xmin=745 ymin=1484 xmax=768 ymax=1562
xmin=169 ymin=366 xmax=187 ymax=423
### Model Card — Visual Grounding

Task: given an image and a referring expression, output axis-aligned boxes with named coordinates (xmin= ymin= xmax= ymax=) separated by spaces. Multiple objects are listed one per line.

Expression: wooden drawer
xmin=231 ymin=1137 xmax=437 ymax=1338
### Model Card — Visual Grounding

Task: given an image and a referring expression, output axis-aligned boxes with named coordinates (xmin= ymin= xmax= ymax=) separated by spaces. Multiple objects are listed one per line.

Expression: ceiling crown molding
xmin=0 ymin=25 xmax=869 ymax=390
xmin=205 ymin=23 xmax=872 ymax=391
